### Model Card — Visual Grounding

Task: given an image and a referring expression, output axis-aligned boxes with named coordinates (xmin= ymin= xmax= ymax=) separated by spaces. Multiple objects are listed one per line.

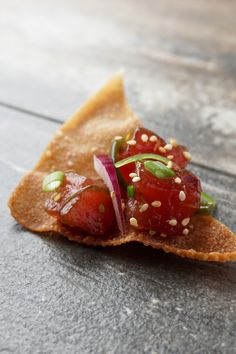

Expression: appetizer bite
xmin=43 ymin=127 xmax=209 ymax=240
xmin=9 ymin=74 xmax=236 ymax=262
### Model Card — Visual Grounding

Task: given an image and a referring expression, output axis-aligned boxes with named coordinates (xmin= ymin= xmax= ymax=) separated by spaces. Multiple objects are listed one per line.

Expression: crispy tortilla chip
xmin=9 ymin=74 xmax=236 ymax=262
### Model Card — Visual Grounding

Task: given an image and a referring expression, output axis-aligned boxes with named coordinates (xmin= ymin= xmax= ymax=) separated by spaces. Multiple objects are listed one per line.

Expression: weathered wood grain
xmin=1 ymin=107 xmax=236 ymax=354
xmin=0 ymin=0 xmax=236 ymax=174
xmin=1 ymin=0 xmax=236 ymax=352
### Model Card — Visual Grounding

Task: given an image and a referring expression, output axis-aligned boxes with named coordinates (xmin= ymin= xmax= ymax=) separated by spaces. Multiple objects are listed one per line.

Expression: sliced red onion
xmin=93 ymin=154 xmax=126 ymax=235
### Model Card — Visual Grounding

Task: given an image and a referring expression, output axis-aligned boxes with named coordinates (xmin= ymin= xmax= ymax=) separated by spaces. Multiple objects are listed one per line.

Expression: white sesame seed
xmin=114 ymin=135 xmax=123 ymax=141
xmin=160 ymin=233 xmax=167 ymax=238
xmin=151 ymin=200 xmax=161 ymax=208
xmin=174 ymin=177 xmax=182 ymax=184
xmin=159 ymin=146 xmax=166 ymax=153
xmin=164 ymin=143 xmax=173 ymax=151
xmin=91 ymin=146 xmax=97 ymax=152
xmin=167 ymin=155 xmax=174 ymax=160
xmin=130 ymin=217 xmax=138 ymax=228
xmin=53 ymin=193 xmax=61 ymax=202
xmin=168 ymin=219 xmax=177 ymax=226
xmin=127 ymin=139 xmax=136 ymax=146
xmin=139 ymin=203 xmax=149 ymax=213
xmin=110 ymin=191 xmax=115 ymax=198
xmin=141 ymin=134 xmax=148 ymax=142
xmin=67 ymin=160 xmax=73 ymax=167
xmin=122 ymin=202 xmax=126 ymax=210
xmin=179 ymin=190 xmax=186 ymax=201
xmin=149 ymin=230 xmax=156 ymax=236
xmin=182 ymin=228 xmax=189 ymax=235
xmin=170 ymin=138 xmax=177 ymax=147
xmin=150 ymin=135 xmax=158 ymax=142
xmin=132 ymin=176 xmax=141 ymax=183
xmin=129 ymin=172 xmax=137 ymax=178
xmin=183 ymin=151 xmax=192 ymax=160
xmin=182 ymin=217 xmax=190 ymax=226
xmin=167 ymin=161 xmax=173 ymax=169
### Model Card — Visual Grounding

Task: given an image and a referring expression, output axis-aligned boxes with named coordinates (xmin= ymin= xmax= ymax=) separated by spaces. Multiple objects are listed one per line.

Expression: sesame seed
xmin=110 ymin=191 xmax=115 ymax=198
xmin=53 ymin=193 xmax=61 ymax=202
xmin=122 ymin=202 xmax=126 ymax=210
xmin=127 ymin=139 xmax=136 ymax=146
xmin=167 ymin=155 xmax=174 ymax=160
xmin=139 ymin=203 xmax=149 ymax=213
xmin=159 ymin=146 xmax=166 ymax=153
xmin=182 ymin=217 xmax=190 ymax=226
xmin=168 ymin=219 xmax=177 ymax=226
xmin=182 ymin=228 xmax=189 ymax=235
xmin=151 ymin=200 xmax=161 ymax=208
xmin=164 ymin=143 xmax=173 ymax=151
xmin=167 ymin=161 xmax=173 ymax=169
xmin=129 ymin=172 xmax=137 ymax=178
xmin=160 ymin=233 xmax=167 ymax=238
xmin=174 ymin=177 xmax=182 ymax=184
xmin=149 ymin=230 xmax=156 ymax=236
xmin=150 ymin=135 xmax=158 ymax=142
xmin=170 ymin=138 xmax=177 ymax=147
xmin=67 ymin=160 xmax=73 ymax=167
xmin=183 ymin=151 xmax=192 ymax=160
xmin=179 ymin=190 xmax=186 ymax=201
xmin=130 ymin=217 xmax=138 ymax=228
xmin=91 ymin=147 xmax=97 ymax=152
xmin=141 ymin=134 xmax=148 ymax=142
xmin=114 ymin=135 xmax=123 ymax=141
xmin=132 ymin=176 xmax=141 ymax=183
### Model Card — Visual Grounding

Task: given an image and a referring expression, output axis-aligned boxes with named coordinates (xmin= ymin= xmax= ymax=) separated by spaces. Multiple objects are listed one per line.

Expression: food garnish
xmin=42 ymin=171 xmax=65 ymax=192
xmin=93 ymin=154 xmax=125 ymax=235
xmin=199 ymin=192 xmax=217 ymax=215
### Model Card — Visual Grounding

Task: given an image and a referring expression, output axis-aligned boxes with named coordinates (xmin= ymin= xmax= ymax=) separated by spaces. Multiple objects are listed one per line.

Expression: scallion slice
xmin=144 ymin=160 xmax=175 ymax=178
xmin=115 ymin=153 xmax=169 ymax=168
xmin=110 ymin=137 xmax=124 ymax=163
xmin=110 ymin=137 xmax=127 ymax=188
xmin=127 ymin=185 xmax=135 ymax=197
xmin=42 ymin=171 xmax=65 ymax=192
xmin=198 ymin=192 xmax=217 ymax=215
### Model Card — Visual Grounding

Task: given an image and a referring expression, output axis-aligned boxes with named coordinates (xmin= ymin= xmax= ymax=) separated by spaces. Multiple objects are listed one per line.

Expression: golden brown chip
xmin=8 ymin=74 xmax=236 ymax=262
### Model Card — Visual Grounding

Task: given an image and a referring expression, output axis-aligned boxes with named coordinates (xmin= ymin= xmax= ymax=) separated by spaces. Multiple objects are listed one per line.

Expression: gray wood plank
xmin=1 ymin=106 xmax=236 ymax=353
xmin=0 ymin=0 xmax=236 ymax=175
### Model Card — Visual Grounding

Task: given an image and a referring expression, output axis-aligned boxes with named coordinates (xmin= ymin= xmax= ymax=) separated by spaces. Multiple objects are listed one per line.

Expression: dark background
xmin=1 ymin=0 xmax=236 ymax=353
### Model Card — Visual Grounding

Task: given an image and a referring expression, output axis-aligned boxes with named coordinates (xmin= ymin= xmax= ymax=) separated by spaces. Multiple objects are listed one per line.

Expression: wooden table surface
xmin=1 ymin=1 xmax=236 ymax=353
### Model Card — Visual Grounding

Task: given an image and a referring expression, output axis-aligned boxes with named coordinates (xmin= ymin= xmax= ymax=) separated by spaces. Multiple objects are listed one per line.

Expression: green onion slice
xmin=110 ymin=137 xmax=127 ymax=188
xmin=115 ymin=153 xmax=169 ymax=168
xmin=127 ymin=185 xmax=135 ymax=198
xmin=198 ymin=192 xmax=217 ymax=215
xmin=144 ymin=160 xmax=175 ymax=178
xmin=42 ymin=171 xmax=65 ymax=192
xmin=110 ymin=137 xmax=124 ymax=163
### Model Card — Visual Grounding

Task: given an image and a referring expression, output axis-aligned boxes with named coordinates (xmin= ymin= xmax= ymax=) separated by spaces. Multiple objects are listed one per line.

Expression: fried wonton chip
xmin=9 ymin=74 xmax=236 ymax=262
